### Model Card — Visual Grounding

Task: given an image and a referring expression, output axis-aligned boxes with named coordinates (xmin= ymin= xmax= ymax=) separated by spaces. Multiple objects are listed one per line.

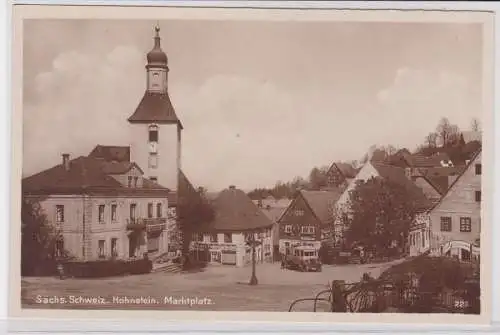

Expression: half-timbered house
xmin=277 ymin=189 xmax=342 ymax=255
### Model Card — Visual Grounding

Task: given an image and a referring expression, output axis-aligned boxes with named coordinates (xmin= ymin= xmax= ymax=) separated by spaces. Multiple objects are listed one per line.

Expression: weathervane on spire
xmin=155 ymin=20 xmax=160 ymax=34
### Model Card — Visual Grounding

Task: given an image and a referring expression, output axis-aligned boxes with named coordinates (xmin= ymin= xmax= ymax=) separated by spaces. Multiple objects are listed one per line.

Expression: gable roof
xmin=300 ymin=189 xmax=343 ymax=225
xmin=128 ymin=91 xmax=183 ymax=128
xmin=335 ymin=163 xmax=358 ymax=178
xmin=88 ymin=145 xmax=130 ymax=162
xmin=22 ymin=156 xmax=170 ymax=197
xmin=327 ymin=162 xmax=358 ymax=179
xmin=204 ymin=187 xmax=273 ymax=232
xmin=428 ymin=148 xmax=482 ymax=212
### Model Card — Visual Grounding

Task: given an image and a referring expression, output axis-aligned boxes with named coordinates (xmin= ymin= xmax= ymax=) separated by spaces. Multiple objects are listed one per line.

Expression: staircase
xmin=152 ymin=261 xmax=182 ymax=274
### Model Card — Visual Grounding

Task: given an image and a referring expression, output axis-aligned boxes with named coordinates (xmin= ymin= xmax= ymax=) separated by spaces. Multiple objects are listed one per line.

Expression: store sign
xmin=192 ymin=242 xmax=237 ymax=252
xmin=300 ymin=236 xmax=316 ymax=241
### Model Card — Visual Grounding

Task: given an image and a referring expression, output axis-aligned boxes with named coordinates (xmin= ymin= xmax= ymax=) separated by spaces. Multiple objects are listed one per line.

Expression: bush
xmin=380 ymin=255 xmax=475 ymax=290
xmin=379 ymin=255 xmax=480 ymax=313
xmin=62 ymin=258 xmax=153 ymax=278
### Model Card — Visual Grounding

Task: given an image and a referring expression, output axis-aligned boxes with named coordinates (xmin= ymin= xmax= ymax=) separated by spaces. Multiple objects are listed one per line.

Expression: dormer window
xmin=133 ymin=176 xmax=138 ymax=188
xmin=127 ymin=176 xmax=133 ymax=188
xmin=149 ymin=125 xmax=158 ymax=142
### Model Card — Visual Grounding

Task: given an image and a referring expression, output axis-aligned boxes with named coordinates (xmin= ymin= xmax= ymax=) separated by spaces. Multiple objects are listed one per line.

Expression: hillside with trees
xmin=247 ymin=117 xmax=481 ymax=200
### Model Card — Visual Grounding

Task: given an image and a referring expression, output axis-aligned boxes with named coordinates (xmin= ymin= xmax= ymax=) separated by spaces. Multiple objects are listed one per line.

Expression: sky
xmin=22 ymin=19 xmax=484 ymax=191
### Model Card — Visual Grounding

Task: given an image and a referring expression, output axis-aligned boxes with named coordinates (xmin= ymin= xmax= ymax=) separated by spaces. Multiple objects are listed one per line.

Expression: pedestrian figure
xmin=57 ymin=263 xmax=65 ymax=280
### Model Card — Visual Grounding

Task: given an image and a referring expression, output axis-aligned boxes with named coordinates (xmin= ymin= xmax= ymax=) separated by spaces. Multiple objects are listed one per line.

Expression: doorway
xmin=461 ymin=248 xmax=471 ymax=261
xmin=210 ymin=250 xmax=221 ymax=263
xmin=129 ymin=234 xmax=137 ymax=258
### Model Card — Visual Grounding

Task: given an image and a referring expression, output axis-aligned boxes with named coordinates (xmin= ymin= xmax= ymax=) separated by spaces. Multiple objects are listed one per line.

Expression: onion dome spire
xmin=146 ymin=23 xmax=168 ymax=67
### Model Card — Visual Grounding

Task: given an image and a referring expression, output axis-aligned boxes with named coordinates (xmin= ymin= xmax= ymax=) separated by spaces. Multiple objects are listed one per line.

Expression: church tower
xmin=128 ymin=24 xmax=182 ymax=191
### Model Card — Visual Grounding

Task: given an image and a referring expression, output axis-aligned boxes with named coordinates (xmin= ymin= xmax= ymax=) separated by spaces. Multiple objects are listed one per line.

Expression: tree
xmin=470 ymin=118 xmax=481 ymax=132
xmin=343 ymin=177 xmax=423 ymax=255
xmin=436 ymin=117 xmax=460 ymax=148
xmin=425 ymin=132 xmax=438 ymax=148
xmin=177 ymin=179 xmax=215 ymax=266
xmin=308 ymin=166 xmax=329 ymax=190
xmin=21 ymin=199 xmax=65 ymax=276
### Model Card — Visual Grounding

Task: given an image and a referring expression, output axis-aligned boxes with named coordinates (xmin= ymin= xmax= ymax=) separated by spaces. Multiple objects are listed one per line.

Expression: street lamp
xmin=246 ymin=232 xmax=262 ymax=286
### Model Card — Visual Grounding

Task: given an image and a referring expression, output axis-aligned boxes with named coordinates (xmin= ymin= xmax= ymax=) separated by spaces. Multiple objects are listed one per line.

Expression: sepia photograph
xmin=11 ymin=4 xmax=494 ymax=323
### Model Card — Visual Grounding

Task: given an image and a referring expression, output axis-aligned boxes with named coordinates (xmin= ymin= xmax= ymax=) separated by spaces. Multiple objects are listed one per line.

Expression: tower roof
xmin=146 ymin=24 xmax=168 ymax=67
xmin=128 ymin=91 xmax=183 ymax=128
xmin=128 ymin=24 xmax=183 ymax=128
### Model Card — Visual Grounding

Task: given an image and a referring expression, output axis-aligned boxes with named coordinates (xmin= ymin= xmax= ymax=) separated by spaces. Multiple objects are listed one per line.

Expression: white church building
xmin=22 ymin=25 xmax=185 ymax=261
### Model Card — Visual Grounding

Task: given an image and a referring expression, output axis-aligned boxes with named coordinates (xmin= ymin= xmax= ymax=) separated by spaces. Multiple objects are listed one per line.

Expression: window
xmin=98 ymin=205 xmax=105 ymax=223
xmin=111 ymin=204 xmax=117 ymax=222
xmin=148 ymin=236 xmax=159 ymax=252
xmin=294 ymin=209 xmax=304 ymax=216
xmin=210 ymin=233 xmax=217 ymax=243
xmin=421 ymin=231 xmax=425 ymax=247
xmin=285 ymin=225 xmax=292 ymax=233
xmin=301 ymin=226 xmax=315 ymax=234
xmin=150 ymin=177 xmax=158 ymax=183
xmin=98 ymin=240 xmax=105 ymax=259
xmin=127 ymin=176 xmax=133 ymax=188
xmin=149 ymin=128 xmax=159 ymax=142
xmin=156 ymin=203 xmax=162 ymax=218
xmin=55 ymin=205 xmax=64 ymax=223
xmin=460 ymin=217 xmax=472 ymax=232
xmin=149 ymin=153 xmax=158 ymax=168
xmin=342 ymin=213 xmax=349 ymax=225
xmin=475 ymin=164 xmax=482 ymax=175
xmin=440 ymin=217 xmax=452 ymax=232
xmin=130 ymin=203 xmax=137 ymax=220
xmin=147 ymin=203 xmax=153 ymax=218
xmin=475 ymin=191 xmax=481 ymax=202
xmin=133 ymin=176 xmax=138 ymax=188
xmin=111 ymin=238 xmax=118 ymax=257
xmin=224 ymin=233 xmax=232 ymax=243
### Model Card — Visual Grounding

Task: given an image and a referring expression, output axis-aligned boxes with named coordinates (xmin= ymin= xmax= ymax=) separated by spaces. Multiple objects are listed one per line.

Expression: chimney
xmin=229 ymin=185 xmax=236 ymax=190
xmin=62 ymin=153 xmax=70 ymax=171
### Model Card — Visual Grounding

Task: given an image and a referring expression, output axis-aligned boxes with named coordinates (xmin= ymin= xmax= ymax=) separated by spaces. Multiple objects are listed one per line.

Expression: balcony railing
xmin=126 ymin=217 xmax=167 ymax=231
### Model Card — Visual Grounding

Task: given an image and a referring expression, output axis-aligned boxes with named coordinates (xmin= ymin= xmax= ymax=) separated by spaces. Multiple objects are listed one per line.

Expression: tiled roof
xmin=300 ymin=189 xmax=342 ymax=225
xmin=88 ymin=145 xmax=130 ymax=162
xmin=335 ymin=163 xmax=358 ymax=178
xmin=22 ymin=155 xmax=170 ymax=197
xmin=100 ymin=161 xmax=144 ymax=175
xmin=405 ymin=152 xmax=451 ymax=168
xmin=260 ymin=207 xmax=288 ymax=223
xmin=206 ymin=187 xmax=273 ymax=232
xmin=128 ymin=92 xmax=183 ymax=128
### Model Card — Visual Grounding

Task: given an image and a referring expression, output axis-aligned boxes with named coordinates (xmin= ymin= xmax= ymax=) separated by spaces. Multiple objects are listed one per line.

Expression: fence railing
xmin=288 ymin=275 xmax=480 ymax=313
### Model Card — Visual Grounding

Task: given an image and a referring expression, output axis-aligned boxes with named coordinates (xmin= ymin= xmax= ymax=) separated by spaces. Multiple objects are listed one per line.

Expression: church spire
xmin=154 ymin=21 xmax=161 ymax=49
xmin=146 ymin=23 xmax=168 ymax=68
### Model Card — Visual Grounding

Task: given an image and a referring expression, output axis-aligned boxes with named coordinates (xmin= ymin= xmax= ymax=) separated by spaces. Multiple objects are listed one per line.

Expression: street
xmin=21 ymin=259 xmax=404 ymax=312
